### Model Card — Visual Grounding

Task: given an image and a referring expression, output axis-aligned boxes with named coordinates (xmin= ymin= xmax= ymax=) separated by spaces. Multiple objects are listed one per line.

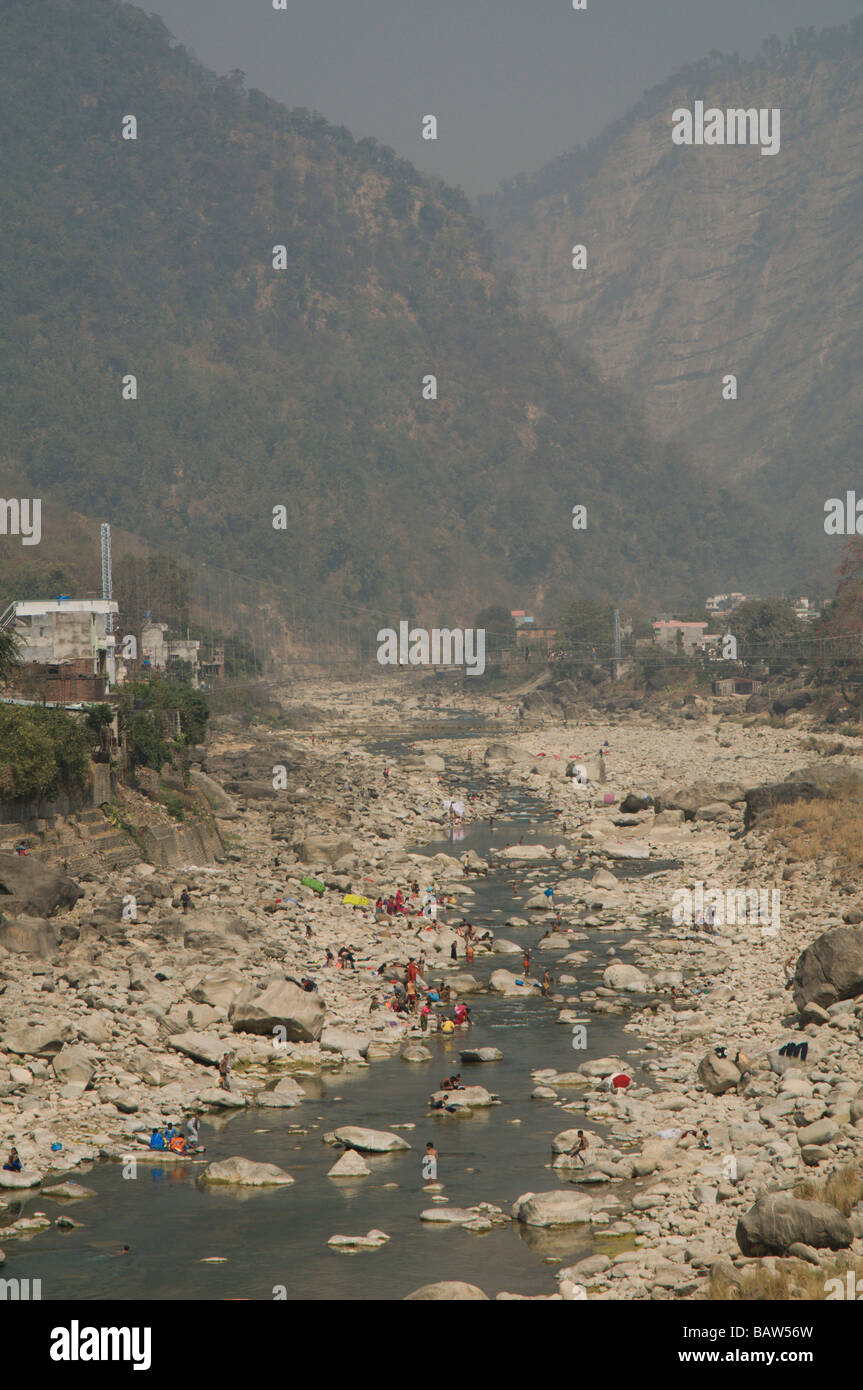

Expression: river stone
xmin=792 ymin=925 xmax=863 ymax=1011
xmin=332 ymin=1126 xmax=411 ymax=1153
xmin=168 ymin=1032 xmax=225 ymax=1066
xmin=499 ymin=845 xmax=553 ymax=862
xmin=328 ymin=1230 xmax=389 ymax=1249
xmin=796 ymin=1119 xmax=837 ymax=1147
xmin=578 ymin=1057 xmax=623 ymax=1078
xmin=42 ymin=1180 xmax=97 ymax=1200
xmin=429 ymin=1085 xmax=497 ymax=1109
xmin=591 ymin=869 xmax=619 ymax=889
xmin=603 ymin=963 xmax=648 ymax=992
xmin=524 ymin=894 xmax=553 ymax=910
xmin=187 ymin=970 xmax=248 ymax=1011
xmin=489 ymin=970 xmax=536 ymax=995
xmin=419 ymin=1207 xmax=476 ymax=1224
xmin=491 ymin=938 xmax=522 ymax=954
xmin=52 ymin=1046 xmax=94 ymax=1088
xmin=257 ymin=1076 xmax=306 ymax=1108
xmin=328 ymin=1149 xmax=371 ymax=1179
xmin=0 ymin=915 xmax=60 ymax=959
xmin=460 ymin=1047 xmax=502 ymax=1063
xmin=401 ymin=1045 xmax=433 ymax=1063
xmin=0 ymin=853 xmax=83 ymax=919
xmin=197 ymin=1087 xmax=246 ymax=1109
xmin=201 ymin=1157 xmax=295 ymax=1187
xmin=320 ymin=1025 xmax=370 ymax=1057
xmin=3 ymin=1022 xmax=75 ymax=1057
xmin=736 ymin=1193 xmax=853 ymax=1255
xmin=229 ymin=979 xmax=325 ymax=1042
xmin=513 ymin=1190 xmax=595 ymax=1227
xmin=0 ymin=1169 xmax=41 ymax=1189
xmin=405 ymin=1281 xmax=489 ymax=1300
xmin=447 ymin=973 xmax=483 ymax=994
xmin=596 ymin=840 xmax=650 ymax=861
xmin=697 ymin=1052 xmax=741 ymax=1095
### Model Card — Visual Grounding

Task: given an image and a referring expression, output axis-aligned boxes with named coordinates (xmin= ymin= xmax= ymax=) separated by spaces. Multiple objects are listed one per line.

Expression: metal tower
xmin=100 ymin=523 xmax=113 ymax=633
xmin=613 ymin=607 xmax=621 ymax=660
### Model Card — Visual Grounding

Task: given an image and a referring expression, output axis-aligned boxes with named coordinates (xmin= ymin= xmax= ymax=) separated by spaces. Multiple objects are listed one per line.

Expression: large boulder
xmin=663 ymin=783 xmax=745 ymax=819
xmin=512 ymin=1191 xmax=595 ymax=1227
xmin=0 ymin=853 xmax=82 ymax=919
xmin=483 ymin=743 xmax=528 ymax=765
xmin=187 ymin=970 xmax=248 ymax=1011
xmin=405 ymin=1282 xmax=489 ymax=1300
xmin=428 ymin=1085 xmax=498 ymax=1110
xmin=792 ymin=926 xmax=863 ymax=1011
xmin=460 ymin=1047 xmax=503 ymax=1063
xmin=294 ymin=835 xmax=354 ymax=866
xmin=187 ymin=769 xmax=239 ymax=818
xmin=744 ymin=781 xmax=823 ymax=832
xmin=697 ymin=1052 xmax=742 ymax=1096
xmin=256 ymin=1076 xmax=306 ymax=1108
xmin=331 ymin=1126 xmax=410 ymax=1153
xmin=603 ymin=962 xmax=649 ymax=992
xmin=328 ymin=1149 xmax=371 ymax=1178
xmin=736 ymin=1193 xmax=853 ymax=1256
xmin=319 ymin=1025 xmax=370 ymax=1058
xmin=168 ymin=1032 xmax=226 ymax=1067
xmin=229 ymin=980 xmax=325 ymax=1042
xmin=0 ymin=915 xmax=60 ymax=959
xmin=3 ymin=1022 xmax=75 ymax=1057
xmin=52 ymin=1045 xmax=94 ymax=1088
xmin=489 ymin=969 xmax=537 ymax=995
xmin=200 ymin=1157 xmax=294 ymax=1187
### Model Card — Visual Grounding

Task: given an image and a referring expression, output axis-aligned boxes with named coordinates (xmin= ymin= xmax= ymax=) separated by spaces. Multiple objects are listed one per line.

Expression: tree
xmin=0 ymin=627 xmax=21 ymax=687
xmin=558 ymin=600 xmax=614 ymax=657
xmin=729 ymin=599 xmax=802 ymax=651
xmin=474 ymin=605 xmax=516 ymax=658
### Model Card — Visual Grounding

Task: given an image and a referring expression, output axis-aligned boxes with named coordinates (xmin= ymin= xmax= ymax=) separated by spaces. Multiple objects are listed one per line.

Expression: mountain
xmin=479 ymin=20 xmax=863 ymax=597
xmin=0 ymin=0 xmax=782 ymax=622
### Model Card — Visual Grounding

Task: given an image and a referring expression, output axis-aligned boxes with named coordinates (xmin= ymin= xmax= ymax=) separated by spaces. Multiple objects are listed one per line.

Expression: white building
xmin=11 ymin=599 xmax=119 ymax=670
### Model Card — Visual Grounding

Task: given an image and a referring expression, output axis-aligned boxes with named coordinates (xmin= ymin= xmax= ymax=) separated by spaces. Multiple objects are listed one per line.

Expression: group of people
xmin=148 ymin=1118 xmax=202 ymax=1154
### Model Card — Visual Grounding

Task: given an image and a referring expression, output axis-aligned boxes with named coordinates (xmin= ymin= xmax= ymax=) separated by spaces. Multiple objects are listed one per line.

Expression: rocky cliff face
xmin=480 ymin=22 xmax=863 ymax=586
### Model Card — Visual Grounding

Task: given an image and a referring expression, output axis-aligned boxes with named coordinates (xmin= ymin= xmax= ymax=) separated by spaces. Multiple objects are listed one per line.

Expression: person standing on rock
xmin=218 ymin=1054 xmax=231 ymax=1092
xmin=523 ymin=949 xmax=531 ymax=977
xmin=450 ymin=941 xmax=458 ymax=961
xmin=186 ymin=1116 xmax=200 ymax=1146
xmin=180 ymin=888 xmax=191 ymax=913
xmin=542 ymin=969 xmax=552 ymax=997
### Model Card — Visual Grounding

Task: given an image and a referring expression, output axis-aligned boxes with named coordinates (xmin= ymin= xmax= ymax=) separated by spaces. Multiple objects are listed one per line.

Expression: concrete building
xmin=11 ymin=599 xmax=119 ymax=669
xmin=653 ymin=620 xmax=709 ymax=654
xmin=705 ymin=593 xmax=747 ymax=614
xmin=140 ymin=622 xmax=200 ymax=683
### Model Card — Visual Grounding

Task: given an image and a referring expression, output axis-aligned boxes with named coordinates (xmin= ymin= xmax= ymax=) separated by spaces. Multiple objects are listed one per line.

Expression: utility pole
xmin=613 ymin=607 xmax=621 ymax=660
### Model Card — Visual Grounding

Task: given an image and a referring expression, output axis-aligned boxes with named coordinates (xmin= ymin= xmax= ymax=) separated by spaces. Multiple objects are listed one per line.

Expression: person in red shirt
xmin=407 ymin=958 xmax=418 ymax=984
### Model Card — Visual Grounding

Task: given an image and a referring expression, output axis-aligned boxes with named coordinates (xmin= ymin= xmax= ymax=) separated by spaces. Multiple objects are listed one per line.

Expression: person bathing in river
xmin=541 ymin=969 xmax=553 ymax=997
xmin=523 ymin=949 xmax=531 ymax=977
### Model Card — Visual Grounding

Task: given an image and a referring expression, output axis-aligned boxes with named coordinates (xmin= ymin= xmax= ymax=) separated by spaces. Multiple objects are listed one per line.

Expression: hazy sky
xmin=148 ymin=0 xmax=863 ymax=193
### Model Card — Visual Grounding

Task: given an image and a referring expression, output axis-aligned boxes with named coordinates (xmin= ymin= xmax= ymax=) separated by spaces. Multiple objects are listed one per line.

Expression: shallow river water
xmin=3 ymin=745 xmax=659 ymax=1300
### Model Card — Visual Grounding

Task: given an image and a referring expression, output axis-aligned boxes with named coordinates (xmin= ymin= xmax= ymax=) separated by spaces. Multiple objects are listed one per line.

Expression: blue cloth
xmin=149 ymin=1134 xmax=165 ymax=1150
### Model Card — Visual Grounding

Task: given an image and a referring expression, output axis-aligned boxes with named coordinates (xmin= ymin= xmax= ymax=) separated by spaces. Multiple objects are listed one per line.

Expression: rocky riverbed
xmin=2 ymin=675 xmax=863 ymax=1300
